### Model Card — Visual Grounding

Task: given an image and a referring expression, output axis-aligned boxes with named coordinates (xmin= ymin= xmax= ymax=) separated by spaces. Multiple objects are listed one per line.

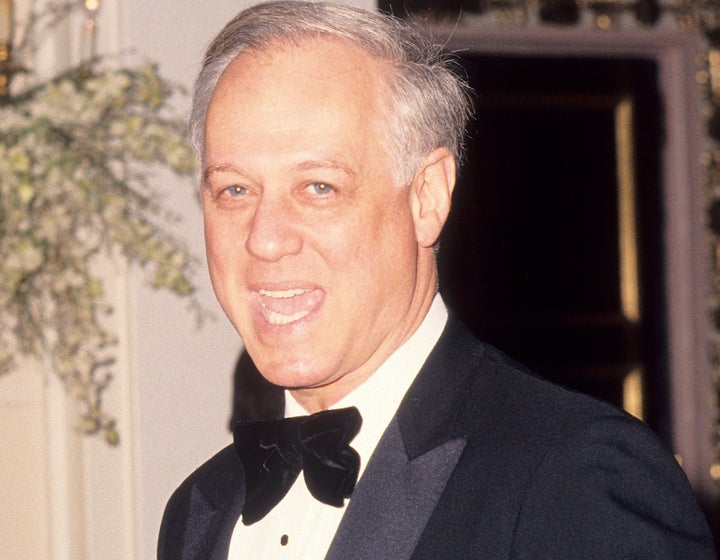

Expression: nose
xmin=245 ymin=194 xmax=303 ymax=261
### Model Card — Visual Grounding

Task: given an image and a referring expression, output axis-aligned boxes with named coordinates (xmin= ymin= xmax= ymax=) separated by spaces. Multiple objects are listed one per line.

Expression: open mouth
xmin=258 ymin=288 xmax=322 ymax=326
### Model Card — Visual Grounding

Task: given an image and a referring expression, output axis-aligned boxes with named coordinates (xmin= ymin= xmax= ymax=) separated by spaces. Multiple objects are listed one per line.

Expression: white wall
xmin=120 ymin=3 xmax=249 ymax=556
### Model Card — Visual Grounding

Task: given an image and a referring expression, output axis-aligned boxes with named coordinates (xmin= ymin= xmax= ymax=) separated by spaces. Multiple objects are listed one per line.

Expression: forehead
xmin=209 ymin=37 xmax=387 ymax=130
xmin=204 ymin=37 xmax=393 ymax=176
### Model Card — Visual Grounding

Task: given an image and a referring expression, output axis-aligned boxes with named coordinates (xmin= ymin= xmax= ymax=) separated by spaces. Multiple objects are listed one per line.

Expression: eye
xmin=307 ymin=182 xmax=334 ymax=196
xmin=226 ymin=185 xmax=248 ymax=197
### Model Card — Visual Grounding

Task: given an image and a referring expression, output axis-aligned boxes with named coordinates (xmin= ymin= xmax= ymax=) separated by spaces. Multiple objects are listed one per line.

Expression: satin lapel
xmin=326 ymin=316 xmax=484 ymax=560
xmin=172 ymin=447 xmax=246 ymax=560
xmin=326 ymin=418 xmax=466 ymax=560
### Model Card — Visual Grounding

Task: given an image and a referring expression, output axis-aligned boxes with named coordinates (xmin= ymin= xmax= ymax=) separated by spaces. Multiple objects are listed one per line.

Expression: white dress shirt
xmin=227 ymin=295 xmax=448 ymax=560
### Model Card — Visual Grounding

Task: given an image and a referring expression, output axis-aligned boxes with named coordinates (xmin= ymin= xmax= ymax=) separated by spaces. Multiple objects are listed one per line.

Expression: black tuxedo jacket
xmin=158 ymin=317 xmax=715 ymax=559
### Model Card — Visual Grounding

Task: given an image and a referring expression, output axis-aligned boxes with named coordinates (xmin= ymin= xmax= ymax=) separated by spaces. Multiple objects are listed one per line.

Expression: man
xmin=158 ymin=2 xmax=715 ymax=558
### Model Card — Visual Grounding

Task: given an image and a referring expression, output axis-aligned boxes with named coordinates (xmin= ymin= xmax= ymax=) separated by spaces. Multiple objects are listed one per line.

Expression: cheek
xmin=323 ymin=203 xmax=415 ymax=289
xmin=204 ymin=206 xmax=248 ymax=256
xmin=369 ymin=200 xmax=417 ymax=259
xmin=203 ymin=215 xmax=245 ymax=293
xmin=322 ymin=220 xmax=382 ymax=276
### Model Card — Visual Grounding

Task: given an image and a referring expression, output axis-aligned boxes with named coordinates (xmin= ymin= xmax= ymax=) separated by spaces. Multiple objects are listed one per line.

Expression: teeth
xmin=264 ymin=309 xmax=310 ymax=325
xmin=259 ymin=288 xmax=306 ymax=298
xmin=258 ymin=288 xmax=311 ymax=325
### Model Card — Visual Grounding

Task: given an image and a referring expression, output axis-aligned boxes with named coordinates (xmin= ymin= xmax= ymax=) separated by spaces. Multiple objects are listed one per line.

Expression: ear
xmin=409 ymin=147 xmax=456 ymax=248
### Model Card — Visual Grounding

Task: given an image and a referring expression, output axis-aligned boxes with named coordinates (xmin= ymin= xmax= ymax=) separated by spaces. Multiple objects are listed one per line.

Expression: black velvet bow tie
xmin=233 ymin=406 xmax=362 ymax=525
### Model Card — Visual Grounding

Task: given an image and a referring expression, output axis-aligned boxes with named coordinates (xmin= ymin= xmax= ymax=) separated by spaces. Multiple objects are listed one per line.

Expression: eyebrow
xmin=292 ymin=158 xmax=357 ymax=178
xmin=203 ymin=159 xmax=357 ymax=184
xmin=202 ymin=163 xmax=247 ymax=185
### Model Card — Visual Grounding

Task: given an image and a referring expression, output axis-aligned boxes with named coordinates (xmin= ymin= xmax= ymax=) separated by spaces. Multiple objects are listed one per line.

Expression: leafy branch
xmin=0 ymin=59 xmax=199 ymax=445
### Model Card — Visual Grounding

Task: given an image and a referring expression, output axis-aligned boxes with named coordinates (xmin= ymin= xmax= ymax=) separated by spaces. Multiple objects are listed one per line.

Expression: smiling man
xmin=158 ymin=2 xmax=715 ymax=559
xmin=201 ymin=36 xmax=444 ymax=413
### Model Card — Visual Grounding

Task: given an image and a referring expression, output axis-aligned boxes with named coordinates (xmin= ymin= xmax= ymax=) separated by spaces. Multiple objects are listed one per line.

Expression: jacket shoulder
xmin=158 ymin=444 xmax=243 ymax=560
xmin=412 ymin=318 xmax=715 ymax=558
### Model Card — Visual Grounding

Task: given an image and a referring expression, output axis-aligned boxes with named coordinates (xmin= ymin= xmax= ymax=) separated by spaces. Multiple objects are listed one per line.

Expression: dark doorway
xmin=438 ymin=54 xmax=669 ymax=443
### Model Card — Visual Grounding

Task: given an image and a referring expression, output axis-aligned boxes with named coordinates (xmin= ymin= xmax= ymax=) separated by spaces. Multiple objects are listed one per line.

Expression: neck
xmin=290 ymin=276 xmax=439 ymax=413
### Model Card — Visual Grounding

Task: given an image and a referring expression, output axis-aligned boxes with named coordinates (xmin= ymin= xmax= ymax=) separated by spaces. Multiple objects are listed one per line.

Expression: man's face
xmin=202 ymin=38 xmax=437 ymax=409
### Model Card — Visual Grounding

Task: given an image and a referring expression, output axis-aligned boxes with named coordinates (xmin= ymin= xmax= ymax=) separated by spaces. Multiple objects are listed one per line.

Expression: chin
xmin=254 ymin=359 xmax=330 ymax=390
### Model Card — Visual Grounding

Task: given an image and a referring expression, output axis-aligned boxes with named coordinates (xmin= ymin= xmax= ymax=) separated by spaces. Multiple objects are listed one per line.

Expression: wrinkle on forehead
xmin=224 ymin=36 xmax=389 ymax=96
xmin=207 ymin=35 xmax=397 ymax=181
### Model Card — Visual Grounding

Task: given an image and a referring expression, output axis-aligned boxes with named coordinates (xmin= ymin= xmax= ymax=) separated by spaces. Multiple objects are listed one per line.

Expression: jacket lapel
xmin=326 ymin=316 xmax=480 ymax=560
xmin=326 ymin=418 xmax=466 ymax=560
xmin=163 ymin=446 xmax=245 ymax=560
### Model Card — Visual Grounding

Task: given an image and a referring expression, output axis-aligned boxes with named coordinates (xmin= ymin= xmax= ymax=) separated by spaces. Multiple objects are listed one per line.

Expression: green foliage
xmin=0 ymin=63 xmax=198 ymax=445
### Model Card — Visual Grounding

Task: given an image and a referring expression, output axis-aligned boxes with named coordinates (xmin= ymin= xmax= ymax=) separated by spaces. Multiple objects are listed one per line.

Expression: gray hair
xmin=190 ymin=0 xmax=472 ymax=185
